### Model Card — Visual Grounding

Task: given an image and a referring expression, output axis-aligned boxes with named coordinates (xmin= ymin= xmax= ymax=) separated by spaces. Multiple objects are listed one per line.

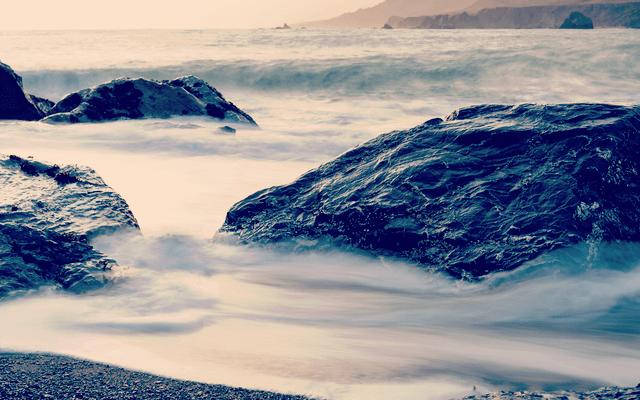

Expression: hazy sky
xmin=2 ymin=0 xmax=385 ymax=30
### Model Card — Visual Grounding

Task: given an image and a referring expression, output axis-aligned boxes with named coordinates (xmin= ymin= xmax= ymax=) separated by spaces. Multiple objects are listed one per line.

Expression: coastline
xmin=0 ymin=352 xmax=318 ymax=400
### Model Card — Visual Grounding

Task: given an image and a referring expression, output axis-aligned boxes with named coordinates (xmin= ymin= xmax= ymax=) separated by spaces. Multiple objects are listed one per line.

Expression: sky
xmin=1 ymin=0 xmax=385 ymax=30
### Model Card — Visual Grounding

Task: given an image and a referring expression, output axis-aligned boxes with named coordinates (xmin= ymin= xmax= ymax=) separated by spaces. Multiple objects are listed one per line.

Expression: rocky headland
xmin=0 ymin=62 xmax=256 ymax=125
xmin=387 ymin=2 xmax=640 ymax=29
xmin=0 ymin=154 xmax=140 ymax=298
xmin=219 ymin=103 xmax=640 ymax=279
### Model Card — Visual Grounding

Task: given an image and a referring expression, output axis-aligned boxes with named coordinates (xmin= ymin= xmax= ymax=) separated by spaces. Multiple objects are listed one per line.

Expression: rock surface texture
xmin=0 ymin=154 xmax=140 ymax=298
xmin=42 ymin=75 xmax=257 ymax=125
xmin=220 ymin=104 xmax=640 ymax=279
xmin=559 ymin=11 xmax=594 ymax=28
xmin=0 ymin=62 xmax=45 ymax=121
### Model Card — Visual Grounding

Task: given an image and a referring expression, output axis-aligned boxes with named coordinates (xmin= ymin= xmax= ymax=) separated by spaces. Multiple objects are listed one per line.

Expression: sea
xmin=1 ymin=28 xmax=640 ymax=400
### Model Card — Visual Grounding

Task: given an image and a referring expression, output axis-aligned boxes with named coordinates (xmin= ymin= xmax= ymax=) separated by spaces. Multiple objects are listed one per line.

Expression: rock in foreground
xmin=42 ymin=75 xmax=257 ymax=125
xmin=0 ymin=154 xmax=140 ymax=298
xmin=0 ymin=62 xmax=45 ymax=121
xmin=220 ymin=103 xmax=640 ymax=279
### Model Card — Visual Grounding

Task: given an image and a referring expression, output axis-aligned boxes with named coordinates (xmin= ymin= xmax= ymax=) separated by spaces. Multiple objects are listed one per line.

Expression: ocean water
xmin=1 ymin=29 xmax=640 ymax=399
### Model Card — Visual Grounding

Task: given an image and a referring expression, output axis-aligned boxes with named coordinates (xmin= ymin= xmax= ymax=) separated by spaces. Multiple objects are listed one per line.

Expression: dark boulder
xmin=0 ymin=62 xmax=45 ymax=121
xmin=382 ymin=23 xmax=393 ymax=29
xmin=42 ymin=75 xmax=257 ymax=125
xmin=0 ymin=154 xmax=140 ymax=298
xmin=559 ymin=11 xmax=594 ymax=29
xmin=219 ymin=103 xmax=640 ymax=279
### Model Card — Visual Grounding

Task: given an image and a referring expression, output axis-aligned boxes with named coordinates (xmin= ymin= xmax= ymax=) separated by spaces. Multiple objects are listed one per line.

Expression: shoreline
xmin=0 ymin=352 xmax=318 ymax=400
xmin=1 ymin=352 xmax=639 ymax=400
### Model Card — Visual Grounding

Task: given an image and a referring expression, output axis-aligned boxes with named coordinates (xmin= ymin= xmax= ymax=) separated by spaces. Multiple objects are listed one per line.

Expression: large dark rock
xmin=0 ymin=62 xmax=45 ymax=121
xmin=220 ymin=103 xmax=640 ymax=279
xmin=42 ymin=75 xmax=257 ymax=125
xmin=0 ymin=154 xmax=140 ymax=298
xmin=559 ymin=11 xmax=594 ymax=29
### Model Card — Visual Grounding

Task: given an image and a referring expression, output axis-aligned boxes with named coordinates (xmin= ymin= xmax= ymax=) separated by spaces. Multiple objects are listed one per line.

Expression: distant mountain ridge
xmin=294 ymin=0 xmax=640 ymax=28
xmin=293 ymin=0 xmax=478 ymax=28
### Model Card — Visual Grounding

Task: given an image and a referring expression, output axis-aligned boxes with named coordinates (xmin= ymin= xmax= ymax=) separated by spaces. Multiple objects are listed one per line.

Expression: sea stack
xmin=559 ymin=12 xmax=594 ymax=29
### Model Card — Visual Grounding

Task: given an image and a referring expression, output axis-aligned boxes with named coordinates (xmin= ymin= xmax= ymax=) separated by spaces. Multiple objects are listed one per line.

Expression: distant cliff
xmin=388 ymin=2 xmax=640 ymax=29
xmin=293 ymin=0 xmax=478 ymax=29
xmin=293 ymin=0 xmax=640 ymax=29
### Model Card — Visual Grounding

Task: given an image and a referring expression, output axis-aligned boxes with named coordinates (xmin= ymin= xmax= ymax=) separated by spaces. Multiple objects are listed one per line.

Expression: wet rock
xmin=217 ymin=125 xmax=236 ymax=134
xmin=42 ymin=75 xmax=257 ymax=125
xmin=0 ymin=62 xmax=45 ymax=121
xmin=28 ymin=94 xmax=55 ymax=115
xmin=219 ymin=103 xmax=640 ymax=279
xmin=0 ymin=154 xmax=140 ymax=298
xmin=0 ymin=224 xmax=118 ymax=297
xmin=382 ymin=23 xmax=393 ymax=29
xmin=559 ymin=11 xmax=593 ymax=29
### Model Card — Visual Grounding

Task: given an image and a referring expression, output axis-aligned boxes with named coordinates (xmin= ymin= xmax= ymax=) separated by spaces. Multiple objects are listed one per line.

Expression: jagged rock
xmin=42 ymin=75 xmax=257 ymax=125
xmin=559 ymin=11 xmax=594 ymax=29
xmin=220 ymin=103 xmax=640 ymax=279
xmin=28 ymin=94 xmax=55 ymax=115
xmin=382 ymin=23 xmax=393 ymax=29
xmin=0 ymin=154 xmax=140 ymax=298
xmin=275 ymin=23 xmax=292 ymax=29
xmin=0 ymin=62 xmax=45 ymax=121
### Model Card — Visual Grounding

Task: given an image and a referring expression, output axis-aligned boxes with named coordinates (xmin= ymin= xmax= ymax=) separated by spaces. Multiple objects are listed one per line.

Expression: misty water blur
xmin=1 ymin=28 xmax=640 ymax=399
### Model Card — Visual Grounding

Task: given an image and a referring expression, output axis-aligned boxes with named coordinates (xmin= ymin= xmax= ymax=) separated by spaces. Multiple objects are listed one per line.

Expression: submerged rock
xmin=0 ymin=154 xmax=140 ymax=298
xmin=220 ymin=103 xmax=640 ymax=279
xmin=0 ymin=62 xmax=45 ymax=121
xmin=559 ymin=11 xmax=593 ymax=29
xmin=217 ymin=125 xmax=236 ymax=134
xmin=42 ymin=75 xmax=257 ymax=125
